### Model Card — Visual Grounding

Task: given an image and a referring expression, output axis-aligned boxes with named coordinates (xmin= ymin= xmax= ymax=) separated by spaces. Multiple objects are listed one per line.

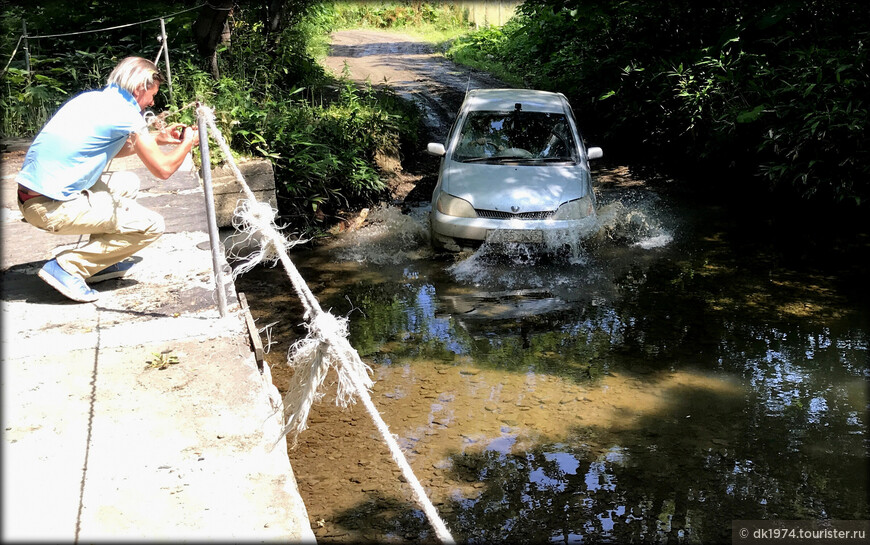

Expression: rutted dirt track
xmin=322 ymin=29 xmax=506 ymax=144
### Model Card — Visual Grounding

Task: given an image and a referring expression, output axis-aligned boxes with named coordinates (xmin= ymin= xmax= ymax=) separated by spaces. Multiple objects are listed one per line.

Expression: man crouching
xmin=15 ymin=56 xmax=199 ymax=302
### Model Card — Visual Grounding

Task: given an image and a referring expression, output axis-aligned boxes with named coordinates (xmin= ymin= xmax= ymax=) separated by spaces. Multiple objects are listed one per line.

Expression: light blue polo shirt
xmin=16 ymin=84 xmax=147 ymax=201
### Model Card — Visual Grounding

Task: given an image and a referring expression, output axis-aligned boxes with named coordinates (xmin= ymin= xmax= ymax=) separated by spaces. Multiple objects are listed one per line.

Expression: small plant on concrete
xmin=146 ymin=351 xmax=180 ymax=370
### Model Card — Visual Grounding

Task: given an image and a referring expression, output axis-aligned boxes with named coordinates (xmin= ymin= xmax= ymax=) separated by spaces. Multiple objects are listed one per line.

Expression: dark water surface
xmin=236 ymin=184 xmax=869 ymax=543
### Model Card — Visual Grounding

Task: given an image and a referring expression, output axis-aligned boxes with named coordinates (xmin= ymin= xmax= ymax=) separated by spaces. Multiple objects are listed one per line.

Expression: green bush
xmin=166 ymin=13 xmax=422 ymax=224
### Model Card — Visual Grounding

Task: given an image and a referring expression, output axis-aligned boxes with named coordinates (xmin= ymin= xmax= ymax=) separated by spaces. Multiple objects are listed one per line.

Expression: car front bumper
xmin=430 ymin=210 xmax=599 ymax=249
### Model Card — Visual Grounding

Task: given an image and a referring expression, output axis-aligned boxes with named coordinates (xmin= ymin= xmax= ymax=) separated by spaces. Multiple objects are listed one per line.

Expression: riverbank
xmin=1 ymin=140 xmax=316 ymax=542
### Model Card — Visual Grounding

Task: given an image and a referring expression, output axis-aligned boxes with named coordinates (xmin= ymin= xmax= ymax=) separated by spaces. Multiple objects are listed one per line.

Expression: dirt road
xmin=322 ymin=29 xmax=506 ymax=143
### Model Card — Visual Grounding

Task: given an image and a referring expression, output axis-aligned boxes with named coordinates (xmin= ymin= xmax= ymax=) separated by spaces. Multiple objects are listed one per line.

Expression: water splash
xmin=439 ymin=192 xmax=676 ymax=323
xmin=331 ymin=205 xmax=430 ymax=264
xmin=594 ymin=194 xmax=673 ymax=249
xmin=447 ymin=245 xmax=586 ymax=290
xmin=329 ymin=190 xmax=674 ymax=277
xmin=447 ymin=191 xmax=674 ymax=283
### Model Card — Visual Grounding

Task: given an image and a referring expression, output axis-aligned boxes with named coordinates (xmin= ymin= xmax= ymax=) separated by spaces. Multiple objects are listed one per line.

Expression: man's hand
xmin=180 ymin=125 xmax=201 ymax=148
xmin=155 ymin=122 xmax=198 ymax=146
xmin=133 ymin=124 xmax=201 ymax=180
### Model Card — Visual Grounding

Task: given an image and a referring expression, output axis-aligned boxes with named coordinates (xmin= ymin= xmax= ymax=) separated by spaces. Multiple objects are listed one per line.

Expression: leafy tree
xmin=192 ymin=0 xmax=234 ymax=78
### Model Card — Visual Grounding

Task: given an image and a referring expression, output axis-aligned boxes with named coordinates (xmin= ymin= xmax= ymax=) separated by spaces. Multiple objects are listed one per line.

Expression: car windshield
xmin=453 ymin=110 xmax=579 ymax=163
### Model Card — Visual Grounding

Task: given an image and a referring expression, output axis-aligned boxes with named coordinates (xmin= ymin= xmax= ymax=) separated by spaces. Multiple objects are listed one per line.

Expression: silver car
xmin=427 ymin=89 xmax=603 ymax=252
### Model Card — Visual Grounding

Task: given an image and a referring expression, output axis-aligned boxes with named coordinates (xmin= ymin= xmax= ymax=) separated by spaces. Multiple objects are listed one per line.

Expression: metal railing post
xmin=159 ymin=18 xmax=174 ymax=104
xmin=22 ymin=20 xmax=30 ymax=74
xmin=196 ymin=112 xmax=228 ymax=317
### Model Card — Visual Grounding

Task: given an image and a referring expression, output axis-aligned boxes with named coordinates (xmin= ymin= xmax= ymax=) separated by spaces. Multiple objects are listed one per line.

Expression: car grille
xmin=475 ymin=209 xmax=555 ymax=220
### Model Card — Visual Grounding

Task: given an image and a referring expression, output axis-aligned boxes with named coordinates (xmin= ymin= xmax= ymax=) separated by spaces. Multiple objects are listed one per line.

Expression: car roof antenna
xmin=465 ymin=75 xmax=471 ymax=98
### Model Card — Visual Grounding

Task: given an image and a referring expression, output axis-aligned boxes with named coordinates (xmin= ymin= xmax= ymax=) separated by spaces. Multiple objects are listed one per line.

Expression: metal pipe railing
xmin=197 ymin=110 xmax=228 ymax=317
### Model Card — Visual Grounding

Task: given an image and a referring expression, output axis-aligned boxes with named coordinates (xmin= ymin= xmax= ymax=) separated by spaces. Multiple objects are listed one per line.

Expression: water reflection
xmin=236 ymin=189 xmax=868 ymax=543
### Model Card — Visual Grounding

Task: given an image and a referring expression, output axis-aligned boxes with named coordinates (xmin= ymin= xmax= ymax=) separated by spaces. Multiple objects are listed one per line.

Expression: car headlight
xmin=552 ymin=195 xmax=595 ymax=220
xmin=436 ymin=193 xmax=477 ymax=218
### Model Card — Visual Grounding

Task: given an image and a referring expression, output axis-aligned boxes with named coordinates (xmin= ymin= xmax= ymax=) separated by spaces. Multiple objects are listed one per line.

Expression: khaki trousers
xmin=18 ymin=170 xmax=165 ymax=278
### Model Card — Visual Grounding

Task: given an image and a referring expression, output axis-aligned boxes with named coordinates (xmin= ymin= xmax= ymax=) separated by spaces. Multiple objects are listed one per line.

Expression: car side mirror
xmin=426 ymin=143 xmax=446 ymax=157
xmin=587 ymin=147 xmax=603 ymax=160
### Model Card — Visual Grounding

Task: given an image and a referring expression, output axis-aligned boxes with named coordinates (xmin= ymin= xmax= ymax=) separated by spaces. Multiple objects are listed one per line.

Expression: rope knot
xmin=309 ymin=311 xmax=349 ymax=342
xmin=248 ymin=200 xmax=277 ymax=226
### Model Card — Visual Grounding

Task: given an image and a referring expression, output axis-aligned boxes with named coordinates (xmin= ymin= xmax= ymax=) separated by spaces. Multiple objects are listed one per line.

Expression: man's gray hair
xmin=106 ymin=57 xmax=163 ymax=94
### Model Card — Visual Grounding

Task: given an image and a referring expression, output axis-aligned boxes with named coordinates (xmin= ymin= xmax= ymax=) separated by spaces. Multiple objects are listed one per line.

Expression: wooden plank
xmin=238 ymin=292 xmax=265 ymax=370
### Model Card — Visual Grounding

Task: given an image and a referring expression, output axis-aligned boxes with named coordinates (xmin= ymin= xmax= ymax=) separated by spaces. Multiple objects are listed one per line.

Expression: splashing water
xmin=447 ymin=243 xmax=589 ymax=290
xmin=441 ymin=192 xmax=675 ymax=306
xmin=331 ymin=205 xmax=431 ymax=264
xmin=330 ymin=191 xmax=673 ymax=277
xmin=594 ymin=195 xmax=673 ymax=249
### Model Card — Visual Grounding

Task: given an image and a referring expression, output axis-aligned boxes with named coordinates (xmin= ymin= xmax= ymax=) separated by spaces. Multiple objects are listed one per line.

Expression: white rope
xmin=356 ymin=378 xmax=455 ymax=543
xmin=195 ymin=104 xmax=455 ymax=544
xmin=23 ymin=5 xmax=208 ymax=39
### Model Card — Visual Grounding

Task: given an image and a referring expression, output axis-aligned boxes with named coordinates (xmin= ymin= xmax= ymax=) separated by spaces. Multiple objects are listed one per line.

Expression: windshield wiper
xmin=460 ymin=156 xmax=575 ymax=164
xmin=460 ymin=156 xmax=503 ymax=163
xmin=533 ymin=157 xmax=576 ymax=163
xmin=495 ymin=155 xmax=532 ymax=161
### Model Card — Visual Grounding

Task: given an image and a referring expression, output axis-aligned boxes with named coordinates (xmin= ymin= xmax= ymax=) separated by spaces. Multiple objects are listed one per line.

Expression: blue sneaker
xmin=86 ymin=260 xmax=136 ymax=284
xmin=38 ymin=259 xmax=99 ymax=303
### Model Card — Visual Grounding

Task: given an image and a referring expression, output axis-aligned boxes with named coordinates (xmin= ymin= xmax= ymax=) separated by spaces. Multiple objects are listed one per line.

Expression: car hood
xmin=441 ymin=161 xmax=591 ymax=212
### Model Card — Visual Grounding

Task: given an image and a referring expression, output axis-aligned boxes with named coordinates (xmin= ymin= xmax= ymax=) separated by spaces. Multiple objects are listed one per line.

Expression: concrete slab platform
xmin=1 ymin=141 xmax=315 ymax=542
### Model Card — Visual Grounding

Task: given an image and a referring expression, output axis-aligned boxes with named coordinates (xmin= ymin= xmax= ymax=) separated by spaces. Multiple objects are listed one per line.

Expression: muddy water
xmin=236 ymin=177 xmax=869 ymax=543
